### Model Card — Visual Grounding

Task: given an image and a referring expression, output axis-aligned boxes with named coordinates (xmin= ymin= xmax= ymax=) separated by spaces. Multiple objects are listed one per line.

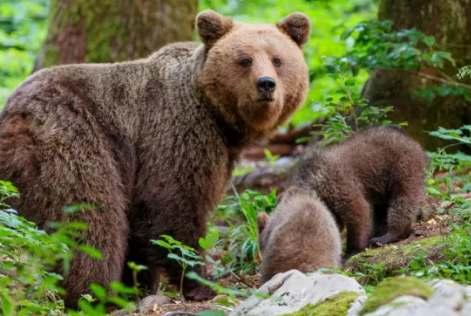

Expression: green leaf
xmin=344 ymin=79 xmax=356 ymax=86
xmin=110 ymin=282 xmax=138 ymax=295
xmin=0 ymin=291 xmax=14 ymax=316
xmin=426 ymin=187 xmax=442 ymax=196
xmin=127 ymin=261 xmax=148 ymax=271
xmin=90 ymin=283 xmax=106 ymax=300
xmin=199 ymin=227 xmax=219 ymax=250
xmin=107 ymin=296 xmax=136 ymax=310
xmin=78 ymin=245 xmax=103 ymax=259
xmin=153 ymin=239 xmax=172 ymax=249
xmin=168 ymin=253 xmax=204 ymax=267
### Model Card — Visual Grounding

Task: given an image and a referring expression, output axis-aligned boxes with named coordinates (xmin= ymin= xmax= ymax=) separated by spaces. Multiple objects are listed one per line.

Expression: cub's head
xmin=196 ymin=10 xmax=310 ymax=135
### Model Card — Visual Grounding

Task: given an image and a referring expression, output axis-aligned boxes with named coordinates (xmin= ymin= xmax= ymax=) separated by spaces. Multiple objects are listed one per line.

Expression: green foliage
xmin=426 ymin=126 xmax=471 ymax=188
xmin=263 ymin=149 xmax=280 ymax=168
xmin=0 ymin=0 xmax=49 ymax=106
xmin=153 ymin=234 xmax=205 ymax=300
xmin=312 ymin=57 xmax=405 ymax=144
xmin=457 ymin=65 xmax=471 ymax=80
xmin=404 ymin=127 xmax=471 ymax=285
xmin=0 ymin=181 xmax=71 ymax=315
xmin=0 ymin=181 xmax=139 ymax=315
xmin=218 ymin=189 xmax=277 ymax=275
xmin=186 ymin=272 xmax=249 ymax=298
xmin=68 ymin=281 xmax=136 ymax=316
xmin=199 ymin=227 xmax=220 ymax=251
xmin=341 ymin=19 xmax=455 ymax=72
xmin=413 ymin=86 xmax=471 ymax=102
xmin=406 ymin=219 xmax=471 ymax=285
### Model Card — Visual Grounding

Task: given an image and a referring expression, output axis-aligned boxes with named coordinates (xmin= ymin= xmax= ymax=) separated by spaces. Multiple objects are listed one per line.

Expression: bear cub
xmin=295 ymin=127 xmax=427 ymax=260
xmin=257 ymin=186 xmax=342 ymax=283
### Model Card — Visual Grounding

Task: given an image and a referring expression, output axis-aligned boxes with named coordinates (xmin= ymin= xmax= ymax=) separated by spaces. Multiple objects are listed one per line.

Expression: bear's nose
xmin=257 ymin=77 xmax=276 ymax=93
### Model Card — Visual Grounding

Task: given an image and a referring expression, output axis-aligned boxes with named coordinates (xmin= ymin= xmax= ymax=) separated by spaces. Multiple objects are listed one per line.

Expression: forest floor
xmin=123 ymin=128 xmax=464 ymax=316
xmin=127 ymin=206 xmax=454 ymax=316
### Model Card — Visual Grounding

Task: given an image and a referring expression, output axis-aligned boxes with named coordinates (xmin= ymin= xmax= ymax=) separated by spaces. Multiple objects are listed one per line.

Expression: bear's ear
xmin=196 ymin=10 xmax=234 ymax=46
xmin=276 ymin=12 xmax=311 ymax=46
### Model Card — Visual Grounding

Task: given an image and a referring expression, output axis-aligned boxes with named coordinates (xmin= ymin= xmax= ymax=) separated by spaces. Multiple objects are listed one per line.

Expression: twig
xmin=416 ymin=72 xmax=471 ymax=91
xmin=227 ymin=269 xmax=253 ymax=289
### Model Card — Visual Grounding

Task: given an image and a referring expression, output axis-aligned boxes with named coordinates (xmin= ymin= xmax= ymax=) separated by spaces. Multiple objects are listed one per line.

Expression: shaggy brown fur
xmin=295 ymin=127 xmax=427 ymax=260
xmin=257 ymin=187 xmax=342 ymax=283
xmin=0 ymin=10 xmax=310 ymax=306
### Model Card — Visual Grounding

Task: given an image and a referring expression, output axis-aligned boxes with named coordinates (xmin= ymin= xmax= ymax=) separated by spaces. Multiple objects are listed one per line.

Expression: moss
xmin=344 ymin=236 xmax=448 ymax=284
xmin=359 ymin=277 xmax=434 ymax=315
xmin=279 ymin=291 xmax=361 ymax=316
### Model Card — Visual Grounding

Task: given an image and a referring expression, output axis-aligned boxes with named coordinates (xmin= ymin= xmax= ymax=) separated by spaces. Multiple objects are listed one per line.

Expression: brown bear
xmin=295 ymin=126 xmax=427 ymax=260
xmin=0 ymin=10 xmax=311 ymax=306
xmin=256 ymin=186 xmax=342 ymax=283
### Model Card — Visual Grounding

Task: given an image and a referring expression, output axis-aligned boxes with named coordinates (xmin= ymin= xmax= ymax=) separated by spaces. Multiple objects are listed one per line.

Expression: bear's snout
xmin=257 ymin=76 xmax=276 ymax=100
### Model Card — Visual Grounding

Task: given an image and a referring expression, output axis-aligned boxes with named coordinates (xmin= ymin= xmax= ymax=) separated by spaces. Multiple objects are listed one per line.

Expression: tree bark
xmin=362 ymin=0 xmax=471 ymax=151
xmin=35 ymin=0 xmax=197 ymax=69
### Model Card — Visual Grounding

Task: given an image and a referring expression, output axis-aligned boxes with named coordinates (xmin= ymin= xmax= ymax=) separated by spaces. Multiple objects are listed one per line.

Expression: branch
xmin=416 ymin=72 xmax=471 ymax=91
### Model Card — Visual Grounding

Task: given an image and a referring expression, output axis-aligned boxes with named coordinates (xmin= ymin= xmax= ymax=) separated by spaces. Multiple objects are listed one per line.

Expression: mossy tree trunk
xmin=34 ymin=0 xmax=197 ymax=69
xmin=362 ymin=0 xmax=471 ymax=151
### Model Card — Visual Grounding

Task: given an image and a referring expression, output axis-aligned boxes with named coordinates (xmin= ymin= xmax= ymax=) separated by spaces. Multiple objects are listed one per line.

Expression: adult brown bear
xmin=0 ymin=10 xmax=311 ymax=306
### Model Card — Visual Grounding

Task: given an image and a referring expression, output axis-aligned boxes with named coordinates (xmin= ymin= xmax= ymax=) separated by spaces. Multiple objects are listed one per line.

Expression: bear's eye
xmin=239 ymin=58 xmax=252 ymax=68
xmin=273 ymin=58 xmax=282 ymax=67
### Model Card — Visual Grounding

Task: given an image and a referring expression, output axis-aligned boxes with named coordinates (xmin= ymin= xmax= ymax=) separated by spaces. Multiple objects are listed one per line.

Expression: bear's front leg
xmin=163 ymin=225 xmax=216 ymax=301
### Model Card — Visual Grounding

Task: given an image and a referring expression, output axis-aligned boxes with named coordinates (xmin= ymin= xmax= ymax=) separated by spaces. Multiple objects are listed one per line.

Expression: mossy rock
xmin=279 ymin=291 xmax=362 ymax=316
xmin=359 ymin=277 xmax=434 ymax=315
xmin=344 ymin=236 xmax=448 ymax=284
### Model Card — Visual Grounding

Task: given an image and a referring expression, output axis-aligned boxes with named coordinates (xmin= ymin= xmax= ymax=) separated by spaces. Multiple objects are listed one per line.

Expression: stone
xmin=361 ymin=295 xmax=426 ymax=316
xmin=427 ymin=279 xmax=466 ymax=311
xmin=359 ymin=277 xmax=434 ymax=315
xmin=138 ymin=294 xmax=173 ymax=310
xmin=229 ymin=270 xmax=365 ymax=316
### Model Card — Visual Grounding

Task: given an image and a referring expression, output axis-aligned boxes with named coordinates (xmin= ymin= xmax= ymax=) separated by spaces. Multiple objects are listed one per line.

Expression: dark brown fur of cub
xmin=295 ymin=127 xmax=427 ymax=259
xmin=0 ymin=10 xmax=310 ymax=306
xmin=257 ymin=187 xmax=342 ymax=283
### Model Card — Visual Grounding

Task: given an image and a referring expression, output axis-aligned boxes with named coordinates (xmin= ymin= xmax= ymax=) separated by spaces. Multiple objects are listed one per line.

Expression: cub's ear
xmin=257 ymin=212 xmax=270 ymax=236
xmin=196 ymin=10 xmax=234 ymax=46
xmin=276 ymin=12 xmax=311 ymax=46
xmin=257 ymin=212 xmax=270 ymax=255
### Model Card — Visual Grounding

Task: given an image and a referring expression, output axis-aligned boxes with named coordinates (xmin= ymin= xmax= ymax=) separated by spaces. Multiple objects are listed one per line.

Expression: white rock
xmin=138 ymin=294 xmax=173 ymax=310
xmin=461 ymin=302 xmax=471 ymax=316
xmin=466 ymin=285 xmax=471 ymax=299
xmin=273 ymin=157 xmax=294 ymax=169
xmin=428 ymin=279 xmax=466 ymax=311
xmin=362 ymin=295 xmax=426 ymax=316
xmin=229 ymin=270 xmax=365 ymax=316
xmin=407 ymin=305 xmax=461 ymax=316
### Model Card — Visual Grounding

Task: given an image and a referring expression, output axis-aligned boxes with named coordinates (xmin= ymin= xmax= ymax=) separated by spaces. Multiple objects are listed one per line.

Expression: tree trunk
xmin=35 ymin=0 xmax=197 ymax=70
xmin=362 ymin=0 xmax=471 ymax=151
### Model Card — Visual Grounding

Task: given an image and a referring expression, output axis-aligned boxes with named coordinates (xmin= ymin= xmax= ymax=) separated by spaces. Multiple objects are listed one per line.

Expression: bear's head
xmin=195 ymin=10 xmax=310 ymax=137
